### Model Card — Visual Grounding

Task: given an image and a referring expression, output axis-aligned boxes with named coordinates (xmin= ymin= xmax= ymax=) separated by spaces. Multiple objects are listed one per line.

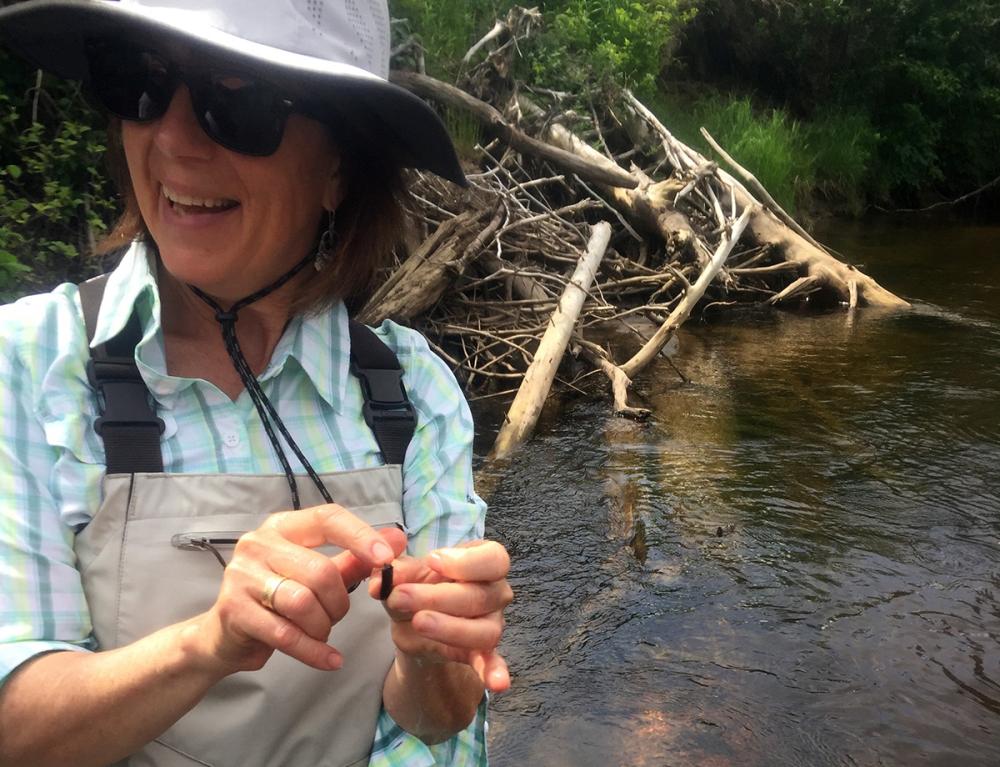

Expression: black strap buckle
xmin=350 ymin=362 xmax=416 ymax=465
xmin=351 ymin=365 xmax=405 ymax=406
xmin=355 ymin=366 xmax=415 ymax=423
xmin=86 ymin=357 xmax=165 ymax=436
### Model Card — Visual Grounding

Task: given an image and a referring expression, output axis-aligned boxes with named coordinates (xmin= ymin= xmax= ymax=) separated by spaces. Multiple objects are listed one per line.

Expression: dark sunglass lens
xmin=193 ymin=76 xmax=290 ymax=156
xmin=88 ymin=46 xmax=174 ymax=122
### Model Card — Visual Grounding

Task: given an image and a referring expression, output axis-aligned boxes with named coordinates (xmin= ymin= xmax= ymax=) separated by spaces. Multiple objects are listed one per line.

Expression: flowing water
xmin=480 ymin=218 xmax=1000 ymax=766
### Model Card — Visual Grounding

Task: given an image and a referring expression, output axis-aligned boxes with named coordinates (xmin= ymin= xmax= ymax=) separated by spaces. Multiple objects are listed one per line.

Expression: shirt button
xmin=223 ymin=433 xmax=240 ymax=447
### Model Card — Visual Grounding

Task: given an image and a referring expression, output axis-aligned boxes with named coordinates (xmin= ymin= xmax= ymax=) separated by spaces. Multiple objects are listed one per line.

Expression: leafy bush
xmin=538 ymin=0 xmax=696 ymax=92
xmin=390 ymin=0 xmax=697 ymax=94
xmin=0 ymin=50 xmax=115 ymax=300
xmin=674 ymin=0 xmax=1000 ymax=206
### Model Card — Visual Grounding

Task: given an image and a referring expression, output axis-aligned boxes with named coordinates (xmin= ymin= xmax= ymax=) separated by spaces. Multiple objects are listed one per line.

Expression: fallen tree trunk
xmin=490 ymin=221 xmax=612 ymax=460
xmin=622 ymin=91 xmax=909 ymax=310
xmin=358 ymin=206 xmax=503 ymax=324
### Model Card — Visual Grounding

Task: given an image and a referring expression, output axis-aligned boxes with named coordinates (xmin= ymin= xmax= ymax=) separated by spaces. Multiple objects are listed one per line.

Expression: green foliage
xmin=0 ymin=49 xmax=115 ymax=301
xmin=442 ymin=105 xmax=482 ymax=160
xmin=390 ymin=0 xmax=697 ymax=93
xmin=650 ymin=91 xmax=875 ymax=215
xmin=390 ymin=0 xmax=500 ymax=79
xmin=536 ymin=0 xmax=697 ymax=92
xmin=675 ymin=0 xmax=1000 ymax=206
xmin=801 ymin=110 xmax=877 ymax=215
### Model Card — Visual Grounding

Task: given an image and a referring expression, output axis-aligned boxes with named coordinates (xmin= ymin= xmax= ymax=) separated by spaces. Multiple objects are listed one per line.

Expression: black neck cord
xmin=189 ymin=255 xmax=332 ymax=510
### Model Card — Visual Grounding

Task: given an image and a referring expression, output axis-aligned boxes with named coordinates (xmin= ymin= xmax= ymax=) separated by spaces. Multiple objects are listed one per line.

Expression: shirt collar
xmin=90 ymin=240 xmax=160 ymax=350
xmin=90 ymin=241 xmax=351 ymax=412
xmin=263 ymin=300 xmax=351 ymax=414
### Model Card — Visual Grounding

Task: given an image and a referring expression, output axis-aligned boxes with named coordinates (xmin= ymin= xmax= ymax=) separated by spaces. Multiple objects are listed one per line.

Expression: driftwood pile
xmin=363 ymin=8 xmax=908 ymax=460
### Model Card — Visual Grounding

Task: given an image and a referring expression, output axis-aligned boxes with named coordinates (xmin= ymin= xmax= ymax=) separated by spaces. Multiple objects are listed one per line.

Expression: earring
xmin=314 ymin=211 xmax=337 ymax=272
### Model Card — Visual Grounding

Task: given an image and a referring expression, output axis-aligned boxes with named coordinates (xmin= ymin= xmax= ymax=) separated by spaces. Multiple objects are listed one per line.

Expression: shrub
xmin=0 ymin=50 xmax=115 ymax=300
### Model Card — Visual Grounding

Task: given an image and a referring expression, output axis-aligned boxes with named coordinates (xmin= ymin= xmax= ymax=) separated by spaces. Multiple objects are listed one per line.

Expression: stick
xmin=621 ymin=205 xmax=754 ymax=379
xmin=490 ymin=222 xmax=612 ymax=460
xmin=885 ymin=173 xmax=1000 ymax=213
xmin=392 ymin=71 xmax=637 ymax=189
xmin=574 ymin=338 xmax=651 ymax=420
xmin=700 ymin=127 xmax=834 ymax=257
xmin=463 ymin=20 xmax=506 ymax=63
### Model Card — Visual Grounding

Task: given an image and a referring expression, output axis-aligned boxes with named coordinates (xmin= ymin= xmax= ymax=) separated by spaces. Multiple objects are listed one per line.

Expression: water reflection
xmin=483 ymin=219 xmax=1000 ymax=766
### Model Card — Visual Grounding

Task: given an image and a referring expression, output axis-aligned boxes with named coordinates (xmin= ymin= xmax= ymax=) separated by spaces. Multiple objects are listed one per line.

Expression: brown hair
xmin=96 ymin=118 xmax=409 ymax=315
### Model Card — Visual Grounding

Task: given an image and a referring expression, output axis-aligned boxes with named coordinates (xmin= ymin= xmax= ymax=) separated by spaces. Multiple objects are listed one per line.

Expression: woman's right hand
xmin=187 ymin=504 xmax=407 ymax=676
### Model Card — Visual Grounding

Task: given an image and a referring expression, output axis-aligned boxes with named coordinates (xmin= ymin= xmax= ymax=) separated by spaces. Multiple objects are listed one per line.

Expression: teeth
xmin=162 ymin=185 xmax=236 ymax=209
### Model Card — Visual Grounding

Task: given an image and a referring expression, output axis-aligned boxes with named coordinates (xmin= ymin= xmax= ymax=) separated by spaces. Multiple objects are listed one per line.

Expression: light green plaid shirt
xmin=0 ymin=243 xmax=489 ymax=766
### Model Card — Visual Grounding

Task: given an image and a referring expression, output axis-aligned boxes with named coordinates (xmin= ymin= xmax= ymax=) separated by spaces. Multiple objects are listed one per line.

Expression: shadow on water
xmin=481 ymin=218 xmax=1000 ymax=766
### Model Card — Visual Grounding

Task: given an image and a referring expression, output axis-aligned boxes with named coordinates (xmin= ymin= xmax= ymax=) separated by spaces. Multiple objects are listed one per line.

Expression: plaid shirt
xmin=0 ymin=243 xmax=489 ymax=766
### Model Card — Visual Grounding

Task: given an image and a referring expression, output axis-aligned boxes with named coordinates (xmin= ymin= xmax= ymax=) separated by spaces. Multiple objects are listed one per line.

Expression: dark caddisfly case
xmin=379 ymin=564 xmax=394 ymax=600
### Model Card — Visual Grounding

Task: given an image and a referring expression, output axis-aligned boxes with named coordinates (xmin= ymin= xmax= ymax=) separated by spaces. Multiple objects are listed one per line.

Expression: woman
xmin=0 ymin=2 xmax=511 ymax=766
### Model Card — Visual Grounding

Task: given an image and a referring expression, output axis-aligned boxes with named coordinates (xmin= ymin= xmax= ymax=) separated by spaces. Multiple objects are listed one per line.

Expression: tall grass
xmin=649 ymin=91 xmax=876 ymax=215
xmin=390 ymin=0 xmax=500 ymax=79
xmin=443 ymin=105 xmax=482 ymax=161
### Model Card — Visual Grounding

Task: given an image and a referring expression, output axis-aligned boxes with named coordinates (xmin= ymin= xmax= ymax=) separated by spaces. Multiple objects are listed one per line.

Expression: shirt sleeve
xmin=368 ymin=323 xmax=490 ymax=767
xmin=0 ymin=295 xmax=98 ymax=689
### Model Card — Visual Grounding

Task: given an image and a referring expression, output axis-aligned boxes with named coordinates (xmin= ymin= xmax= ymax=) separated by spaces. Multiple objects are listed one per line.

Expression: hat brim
xmin=0 ymin=0 xmax=467 ymax=186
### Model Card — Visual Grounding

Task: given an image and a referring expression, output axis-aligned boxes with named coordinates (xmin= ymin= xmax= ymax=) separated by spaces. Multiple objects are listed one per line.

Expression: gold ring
xmin=261 ymin=575 xmax=290 ymax=611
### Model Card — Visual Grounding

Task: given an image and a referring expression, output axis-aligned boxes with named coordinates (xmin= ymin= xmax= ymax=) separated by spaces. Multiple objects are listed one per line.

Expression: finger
xmin=263 ymin=505 xmax=396 ymax=566
xmin=386 ymin=580 xmax=513 ymax=619
xmin=335 ymin=527 xmax=408 ymax=591
xmin=425 ymin=540 xmax=510 ymax=582
xmin=472 ymin=649 xmax=511 ymax=693
xmin=388 ymin=619 xmax=468 ymax=665
xmin=239 ymin=605 xmax=343 ymax=671
xmin=410 ymin=609 xmax=504 ymax=651
xmin=263 ymin=547 xmax=351 ymax=626
xmin=264 ymin=576 xmax=336 ymax=641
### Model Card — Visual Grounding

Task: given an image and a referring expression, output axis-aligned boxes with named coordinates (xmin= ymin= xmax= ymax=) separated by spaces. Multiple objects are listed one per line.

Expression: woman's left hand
xmin=370 ymin=540 xmax=513 ymax=693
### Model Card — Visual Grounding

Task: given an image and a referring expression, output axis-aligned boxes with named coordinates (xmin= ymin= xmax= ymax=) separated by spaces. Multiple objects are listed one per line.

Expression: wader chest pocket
xmin=171 ymin=532 xmax=242 ymax=568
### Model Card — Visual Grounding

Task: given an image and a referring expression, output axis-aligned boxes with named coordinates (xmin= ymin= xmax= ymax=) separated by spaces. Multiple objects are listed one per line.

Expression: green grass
xmin=443 ymin=105 xmax=482 ymax=161
xmin=648 ymin=90 xmax=876 ymax=215
xmin=390 ymin=0 xmax=500 ymax=80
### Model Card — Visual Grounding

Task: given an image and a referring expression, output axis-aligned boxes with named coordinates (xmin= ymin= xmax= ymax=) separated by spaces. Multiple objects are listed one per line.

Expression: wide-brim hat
xmin=0 ymin=0 xmax=466 ymax=185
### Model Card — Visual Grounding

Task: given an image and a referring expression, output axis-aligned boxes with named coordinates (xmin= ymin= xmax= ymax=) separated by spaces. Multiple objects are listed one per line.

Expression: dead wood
xmin=367 ymin=8 xmax=911 ymax=448
xmin=490 ymin=222 xmax=612 ymax=459
xmin=358 ymin=206 xmax=503 ymax=324
xmin=391 ymin=71 xmax=636 ymax=189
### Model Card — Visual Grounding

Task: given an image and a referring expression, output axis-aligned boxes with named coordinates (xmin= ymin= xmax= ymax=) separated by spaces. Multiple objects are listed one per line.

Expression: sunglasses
xmin=85 ymin=41 xmax=304 ymax=156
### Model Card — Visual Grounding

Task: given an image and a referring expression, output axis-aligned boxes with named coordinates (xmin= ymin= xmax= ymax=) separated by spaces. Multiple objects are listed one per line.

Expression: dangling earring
xmin=314 ymin=210 xmax=337 ymax=272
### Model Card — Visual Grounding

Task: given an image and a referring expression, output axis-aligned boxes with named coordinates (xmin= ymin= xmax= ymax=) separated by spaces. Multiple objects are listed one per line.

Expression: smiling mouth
xmin=161 ymin=185 xmax=239 ymax=215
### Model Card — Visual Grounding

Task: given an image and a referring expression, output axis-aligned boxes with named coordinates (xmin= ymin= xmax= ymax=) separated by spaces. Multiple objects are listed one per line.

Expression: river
xmin=480 ymin=217 xmax=1000 ymax=766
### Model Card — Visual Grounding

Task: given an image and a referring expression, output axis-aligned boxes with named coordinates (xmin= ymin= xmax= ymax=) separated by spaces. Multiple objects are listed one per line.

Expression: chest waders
xmin=74 ymin=274 xmax=415 ymax=767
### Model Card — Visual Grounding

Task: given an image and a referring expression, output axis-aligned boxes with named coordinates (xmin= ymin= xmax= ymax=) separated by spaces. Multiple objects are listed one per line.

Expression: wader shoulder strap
xmin=79 ymin=276 xmax=416 ymax=470
xmin=79 ymin=274 xmax=165 ymax=473
xmin=348 ymin=321 xmax=416 ymax=467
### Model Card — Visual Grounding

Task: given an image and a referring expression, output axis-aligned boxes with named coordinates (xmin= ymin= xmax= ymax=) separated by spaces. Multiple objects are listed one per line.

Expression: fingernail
xmin=327 ymin=652 xmax=343 ymax=670
xmin=416 ymin=612 xmax=437 ymax=633
xmin=390 ymin=589 xmax=412 ymax=612
xmin=372 ymin=540 xmax=394 ymax=563
xmin=428 ymin=551 xmax=446 ymax=568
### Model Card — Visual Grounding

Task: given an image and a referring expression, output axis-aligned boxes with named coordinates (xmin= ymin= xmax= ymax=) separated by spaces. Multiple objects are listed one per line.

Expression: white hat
xmin=0 ymin=0 xmax=466 ymax=184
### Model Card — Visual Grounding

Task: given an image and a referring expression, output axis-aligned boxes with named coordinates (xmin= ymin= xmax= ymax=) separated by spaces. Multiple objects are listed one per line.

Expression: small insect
xmin=379 ymin=564 xmax=394 ymax=600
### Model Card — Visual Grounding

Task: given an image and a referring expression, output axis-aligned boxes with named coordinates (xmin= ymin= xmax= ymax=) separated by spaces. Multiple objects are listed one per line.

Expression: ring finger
xmin=259 ymin=574 xmax=334 ymax=641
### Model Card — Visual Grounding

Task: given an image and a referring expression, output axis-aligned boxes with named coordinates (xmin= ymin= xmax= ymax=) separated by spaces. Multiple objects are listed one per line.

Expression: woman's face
xmin=122 ymin=85 xmax=344 ymax=303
